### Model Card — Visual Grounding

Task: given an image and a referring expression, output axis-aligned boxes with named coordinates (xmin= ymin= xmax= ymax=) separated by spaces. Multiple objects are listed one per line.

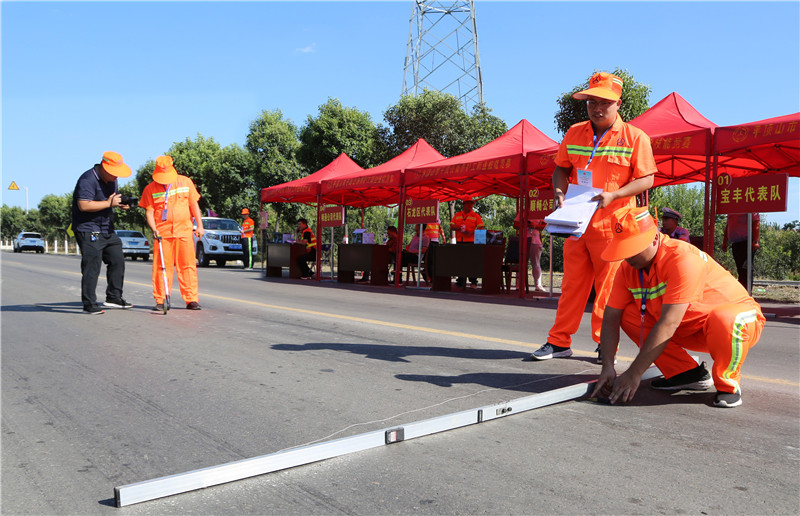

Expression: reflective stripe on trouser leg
xmin=705 ymin=304 xmax=764 ymax=394
xmin=548 ymin=236 xmax=620 ymax=347
xmin=619 ymin=303 xmax=699 ymax=378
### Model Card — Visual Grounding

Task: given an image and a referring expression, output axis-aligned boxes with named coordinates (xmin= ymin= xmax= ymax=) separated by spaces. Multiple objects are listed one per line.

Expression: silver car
xmin=115 ymin=230 xmax=151 ymax=261
xmin=13 ymin=231 xmax=45 ymax=253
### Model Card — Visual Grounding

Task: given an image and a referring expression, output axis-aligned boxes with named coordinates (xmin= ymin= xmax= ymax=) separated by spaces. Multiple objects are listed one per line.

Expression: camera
xmin=120 ymin=195 xmax=139 ymax=207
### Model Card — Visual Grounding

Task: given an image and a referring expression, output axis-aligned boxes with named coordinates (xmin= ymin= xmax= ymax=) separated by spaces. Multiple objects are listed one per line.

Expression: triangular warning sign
xmin=8 ymin=181 xmax=19 ymax=191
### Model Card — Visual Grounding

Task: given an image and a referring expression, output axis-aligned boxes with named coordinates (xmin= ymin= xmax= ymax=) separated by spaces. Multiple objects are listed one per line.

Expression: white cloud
xmin=295 ymin=43 xmax=316 ymax=53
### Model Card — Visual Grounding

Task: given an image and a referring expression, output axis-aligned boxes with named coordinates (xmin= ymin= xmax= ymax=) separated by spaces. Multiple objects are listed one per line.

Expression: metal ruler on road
xmin=115 ymin=366 xmax=662 ymax=507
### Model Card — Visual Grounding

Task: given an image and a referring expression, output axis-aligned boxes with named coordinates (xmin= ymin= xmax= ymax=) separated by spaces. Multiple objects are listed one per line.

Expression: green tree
xmin=648 ymin=184 xmax=706 ymax=236
xmin=554 ymin=68 xmax=651 ymax=136
xmin=37 ymin=193 xmax=72 ymax=240
xmin=379 ymin=89 xmax=471 ymax=158
xmin=298 ymin=98 xmax=381 ymax=172
xmin=1 ymin=205 xmax=32 ymax=240
xmin=246 ymin=109 xmax=304 ymax=232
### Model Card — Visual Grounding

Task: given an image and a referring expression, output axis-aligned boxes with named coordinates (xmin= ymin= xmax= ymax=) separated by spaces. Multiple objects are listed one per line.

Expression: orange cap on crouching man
xmin=601 ymin=206 xmax=658 ymax=262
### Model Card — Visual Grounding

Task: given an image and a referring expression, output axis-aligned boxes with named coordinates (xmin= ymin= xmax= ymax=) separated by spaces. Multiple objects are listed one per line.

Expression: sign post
xmin=715 ymin=173 xmax=788 ymax=293
xmin=320 ymin=205 xmax=345 ymax=280
xmin=404 ymin=198 xmax=440 ymax=288
xmin=8 ymin=182 xmax=28 ymax=214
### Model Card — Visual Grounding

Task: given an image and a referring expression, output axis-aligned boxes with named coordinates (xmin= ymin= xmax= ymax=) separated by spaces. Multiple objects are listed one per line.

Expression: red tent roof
xmin=260 ymin=153 xmax=364 ymax=204
xmin=405 ymin=120 xmax=558 ymax=200
xmin=319 ymin=139 xmax=445 ymax=207
xmin=629 ymin=92 xmax=718 ymax=186
xmin=715 ymin=112 xmax=800 ymax=177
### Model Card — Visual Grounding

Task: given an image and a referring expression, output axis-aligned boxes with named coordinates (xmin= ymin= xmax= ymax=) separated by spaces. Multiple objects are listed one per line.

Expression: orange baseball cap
xmin=573 ymin=72 xmax=624 ymax=101
xmin=152 ymin=155 xmax=178 ymax=185
xmin=601 ymin=207 xmax=658 ymax=262
xmin=242 ymin=208 xmax=250 ymax=215
xmin=100 ymin=151 xmax=132 ymax=178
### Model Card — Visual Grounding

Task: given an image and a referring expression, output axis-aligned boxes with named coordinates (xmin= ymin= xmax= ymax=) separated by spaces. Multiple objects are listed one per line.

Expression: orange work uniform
xmin=140 ymin=175 xmax=201 ymax=304
xmin=450 ymin=211 xmax=484 ymax=243
xmin=241 ymin=216 xmax=255 ymax=269
xmin=607 ymin=233 xmax=765 ymax=394
xmin=424 ymin=222 xmax=444 ymax=243
xmin=548 ymin=116 xmax=657 ymax=347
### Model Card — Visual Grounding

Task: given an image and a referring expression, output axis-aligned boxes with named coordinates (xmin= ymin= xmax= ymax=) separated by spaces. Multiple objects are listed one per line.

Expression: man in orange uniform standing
xmin=450 ymin=197 xmax=484 ymax=288
xmin=592 ymin=206 xmax=765 ymax=408
xmin=140 ymin=155 xmax=205 ymax=311
xmin=240 ymin=208 xmax=255 ymax=270
xmin=532 ymin=72 xmax=656 ymax=361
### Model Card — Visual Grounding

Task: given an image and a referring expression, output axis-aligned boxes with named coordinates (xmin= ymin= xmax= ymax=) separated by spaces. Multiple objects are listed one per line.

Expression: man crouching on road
xmin=592 ymin=206 xmax=765 ymax=408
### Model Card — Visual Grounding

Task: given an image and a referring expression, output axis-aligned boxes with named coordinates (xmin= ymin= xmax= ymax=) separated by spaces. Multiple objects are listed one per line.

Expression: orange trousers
xmin=152 ymin=234 xmax=199 ymax=304
xmin=619 ymin=302 xmax=764 ymax=394
xmin=548 ymin=235 xmax=621 ymax=347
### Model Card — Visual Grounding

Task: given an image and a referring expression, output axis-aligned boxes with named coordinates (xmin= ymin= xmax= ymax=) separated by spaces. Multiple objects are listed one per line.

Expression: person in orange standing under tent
xmin=450 ymin=197 xmax=484 ymax=289
xmin=531 ymin=71 xmax=656 ymax=362
xmin=140 ymin=155 xmax=205 ymax=312
xmin=296 ymin=218 xmax=316 ymax=279
xmin=240 ymin=208 xmax=255 ymax=270
xmin=592 ymin=206 xmax=765 ymax=408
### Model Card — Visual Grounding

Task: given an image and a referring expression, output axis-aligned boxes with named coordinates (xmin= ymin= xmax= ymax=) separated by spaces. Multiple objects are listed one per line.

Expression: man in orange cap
xmin=140 ymin=155 xmax=205 ymax=311
xmin=591 ymin=206 xmax=765 ymax=408
xmin=71 ymin=151 xmax=135 ymax=314
xmin=449 ymin=197 xmax=484 ymax=288
xmin=240 ymin=208 xmax=255 ymax=270
xmin=531 ymin=71 xmax=656 ymax=361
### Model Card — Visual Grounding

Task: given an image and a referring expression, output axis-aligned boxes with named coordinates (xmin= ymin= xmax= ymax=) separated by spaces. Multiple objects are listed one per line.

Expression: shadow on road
xmin=272 ymin=341 xmax=530 ymax=363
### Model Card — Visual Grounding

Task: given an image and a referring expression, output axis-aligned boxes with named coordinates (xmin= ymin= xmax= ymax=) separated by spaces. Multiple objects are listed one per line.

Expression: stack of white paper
xmin=544 ymin=184 xmax=602 ymax=238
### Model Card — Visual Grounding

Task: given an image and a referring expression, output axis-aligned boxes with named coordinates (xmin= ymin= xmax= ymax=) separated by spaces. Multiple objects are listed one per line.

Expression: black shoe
xmin=83 ymin=305 xmax=105 ymax=315
xmin=651 ymin=362 xmax=713 ymax=391
xmin=104 ymin=298 xmax=133 ymax=309
xmin=530 ymin=343 xmax=573 ymax=361
xmin=186 ymin=301 xmax=202 ymax=310
xmin=714 ymin=390 xmax=742 ymax=408
xmin=152 ymin=303 xmax=167 ymax=313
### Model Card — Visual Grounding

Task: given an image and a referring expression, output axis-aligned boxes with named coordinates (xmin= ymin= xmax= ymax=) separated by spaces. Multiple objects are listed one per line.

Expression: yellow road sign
xmin=8 ymin=181 xmax=19 ymax=190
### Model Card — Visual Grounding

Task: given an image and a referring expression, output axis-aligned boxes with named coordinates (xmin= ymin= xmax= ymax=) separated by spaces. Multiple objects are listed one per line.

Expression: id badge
xmin=577 ymin=168 xmax=593 ymax=187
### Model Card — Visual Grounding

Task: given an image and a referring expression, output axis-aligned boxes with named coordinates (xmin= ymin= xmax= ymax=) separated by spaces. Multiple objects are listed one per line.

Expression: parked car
xmin=194 ymin=217 xmax=257 ymax=267
xmin=13 ymin=231 xmax=45 ymax=253
xmin=114 ymin=230 xmax=150 ymax=261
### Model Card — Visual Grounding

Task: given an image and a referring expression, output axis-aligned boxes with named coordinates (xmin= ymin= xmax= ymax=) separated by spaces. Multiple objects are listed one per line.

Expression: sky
xmin=2 ymin=0 xmax=799 ymax=225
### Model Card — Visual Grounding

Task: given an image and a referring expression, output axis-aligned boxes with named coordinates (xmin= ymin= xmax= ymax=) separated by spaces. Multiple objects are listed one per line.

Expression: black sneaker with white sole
xmin=531 ymin=343 xmax=573 ymax=361
xmin=83 ymin=305 xmax=105 ymax=315
xmin=104 ymin=298 xmax=133 ymax=309
xmin=713 ymin=391 xmax=742 ymax=408
xmin=650 ymin=362 xmax=713 ymax=391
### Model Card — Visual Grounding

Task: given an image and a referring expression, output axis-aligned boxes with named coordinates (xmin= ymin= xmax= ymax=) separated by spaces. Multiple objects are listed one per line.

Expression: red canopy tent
xmin=405 ymin=120 xmax=559 ymax=294
xmin=319 ymin=139 xmax=444 ymax=208
xmin=260 ymin=153 xmax=364 ymax=280
xmin=260 ymin=153 xmax=364 ymax=205
xmin=405 ymin=119 xmax=559 ymax=201
xmin=714 ymin=112 xmax=800 ymax=177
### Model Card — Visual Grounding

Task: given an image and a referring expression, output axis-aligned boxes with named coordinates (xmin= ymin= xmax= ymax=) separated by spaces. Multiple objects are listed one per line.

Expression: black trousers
xmin=75 ymin=231 xmax=125 ymax=309
xmin=297 ymin=248 xmax=316 ymax=277
xmin=731 ymin=240 xmax=757 ymax=289
xmin=241 ymin=236 xmax=253 ymax=268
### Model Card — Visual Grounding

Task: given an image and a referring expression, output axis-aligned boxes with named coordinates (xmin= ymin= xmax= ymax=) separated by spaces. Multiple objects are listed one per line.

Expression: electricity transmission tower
xmin=402 ymin=0 xmax=484 ymax=113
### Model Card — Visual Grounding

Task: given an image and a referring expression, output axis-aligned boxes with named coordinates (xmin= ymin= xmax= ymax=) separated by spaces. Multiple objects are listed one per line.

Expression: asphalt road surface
xmin=2 ymin=251 xmax=799 ymax=515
